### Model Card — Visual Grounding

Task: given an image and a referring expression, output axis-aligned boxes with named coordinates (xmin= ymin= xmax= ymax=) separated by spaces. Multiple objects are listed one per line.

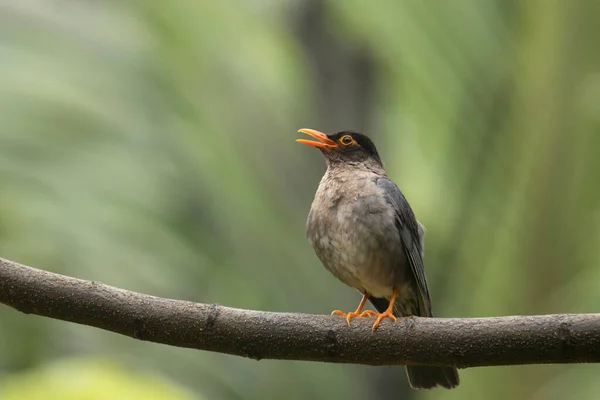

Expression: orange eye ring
xmin=340 ymin=135 xmax=354 ymax=146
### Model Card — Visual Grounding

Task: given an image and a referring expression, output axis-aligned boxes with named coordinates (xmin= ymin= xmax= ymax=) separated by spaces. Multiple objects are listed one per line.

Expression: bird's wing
xmin=376 ymin=177 xmax=432 ymax=316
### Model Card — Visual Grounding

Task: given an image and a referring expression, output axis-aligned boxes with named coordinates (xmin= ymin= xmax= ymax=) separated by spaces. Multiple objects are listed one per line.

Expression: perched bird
xmin=296 ymin=128 xmax=459 ymax=390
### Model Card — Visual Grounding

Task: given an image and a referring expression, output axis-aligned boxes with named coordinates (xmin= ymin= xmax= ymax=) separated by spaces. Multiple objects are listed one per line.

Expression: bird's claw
xmin=331 ymin=309 xmax=374 ymax=327
xmin=371 ymin=311 xmax=397 ymax=333
xmin=358 ymin=310 xmax=378 ymax=317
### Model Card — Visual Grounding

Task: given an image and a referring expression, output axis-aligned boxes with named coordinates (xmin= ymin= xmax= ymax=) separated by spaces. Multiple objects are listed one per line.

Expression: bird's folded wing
xmin=375 ymin=177 xmax=433 ymax=316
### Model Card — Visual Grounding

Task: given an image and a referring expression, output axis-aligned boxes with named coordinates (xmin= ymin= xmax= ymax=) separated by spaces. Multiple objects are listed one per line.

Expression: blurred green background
xmin=1 ymin=0 xmax=599 ymax=399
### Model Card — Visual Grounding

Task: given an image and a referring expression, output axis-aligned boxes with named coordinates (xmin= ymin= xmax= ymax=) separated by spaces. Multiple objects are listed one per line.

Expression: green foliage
xmin=0 ymin=357 xmax=199 ymax=400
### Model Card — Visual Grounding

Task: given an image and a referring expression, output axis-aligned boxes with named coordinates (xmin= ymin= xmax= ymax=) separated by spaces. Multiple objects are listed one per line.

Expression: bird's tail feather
xmin=368 ymin=296 xmax=460 ymax=390
xmin=406 ymin=365 xmax=459 ymax=390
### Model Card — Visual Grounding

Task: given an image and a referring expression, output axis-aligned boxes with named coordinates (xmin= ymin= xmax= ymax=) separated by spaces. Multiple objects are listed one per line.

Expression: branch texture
xmin=1 ymin=257 xmax=599 ymax=368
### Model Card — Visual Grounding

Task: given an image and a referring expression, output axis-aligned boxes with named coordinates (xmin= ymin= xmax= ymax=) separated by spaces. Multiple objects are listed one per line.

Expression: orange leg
xmin=371 ymin=288 xmax=398 ymax=333
xmin=331 ymin=293 xmax=374 ymax=327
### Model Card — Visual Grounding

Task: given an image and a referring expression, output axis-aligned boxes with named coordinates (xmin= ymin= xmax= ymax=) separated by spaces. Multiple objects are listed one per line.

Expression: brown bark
xmin=1 ymin=257 xmax=599 ymax=368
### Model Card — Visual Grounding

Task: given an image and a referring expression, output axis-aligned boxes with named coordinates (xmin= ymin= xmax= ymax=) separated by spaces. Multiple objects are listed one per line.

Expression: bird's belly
xmin=308 ymin=203 xmax=402 ymax=298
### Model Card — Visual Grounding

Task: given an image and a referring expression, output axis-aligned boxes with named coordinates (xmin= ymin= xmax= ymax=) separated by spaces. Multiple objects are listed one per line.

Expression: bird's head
xmin=296 ymin=128 xmax=382 ymax=167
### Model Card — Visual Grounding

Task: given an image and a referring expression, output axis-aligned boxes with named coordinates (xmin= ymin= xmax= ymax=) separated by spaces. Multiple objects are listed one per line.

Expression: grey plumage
xmin=298 ymin=129 xmax=459 ymax=390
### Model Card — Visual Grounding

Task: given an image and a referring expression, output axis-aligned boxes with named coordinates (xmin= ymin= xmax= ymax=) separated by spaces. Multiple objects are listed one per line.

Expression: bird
xmin=296 ymin=128 xmax=459 ymax=390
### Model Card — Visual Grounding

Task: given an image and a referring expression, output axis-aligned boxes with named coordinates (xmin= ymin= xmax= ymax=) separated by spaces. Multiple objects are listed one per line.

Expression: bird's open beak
xmin=296 ymin=128 xmax=338 ymax=149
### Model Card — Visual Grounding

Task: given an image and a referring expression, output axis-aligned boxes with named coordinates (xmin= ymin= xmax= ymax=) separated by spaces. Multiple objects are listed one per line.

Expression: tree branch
xmin=1 ymin=257 xmax=599 ymax=368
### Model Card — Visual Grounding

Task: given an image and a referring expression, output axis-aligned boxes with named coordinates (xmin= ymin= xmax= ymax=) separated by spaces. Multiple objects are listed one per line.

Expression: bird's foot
xmin=331 ymin=309 xmax=372 ymax=327
xmin=371 ymin=311 xmax=397 ymax=333
xmin=358 ymin=310 xmax=378 ymax=317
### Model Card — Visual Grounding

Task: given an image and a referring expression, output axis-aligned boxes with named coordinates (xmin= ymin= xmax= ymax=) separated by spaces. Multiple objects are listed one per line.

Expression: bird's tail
xmin=405 ymin=365 xmax=459 ymax=390
xmin=369 ymin=296 xmax=460 ymax=390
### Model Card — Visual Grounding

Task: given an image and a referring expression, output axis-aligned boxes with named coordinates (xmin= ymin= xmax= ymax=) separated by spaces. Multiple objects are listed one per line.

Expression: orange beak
xmin=296 ymin=128 xmax=338 ymax=149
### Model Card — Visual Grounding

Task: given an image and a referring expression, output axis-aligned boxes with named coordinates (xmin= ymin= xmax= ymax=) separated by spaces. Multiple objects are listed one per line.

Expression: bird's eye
xmin=340 ymin=135 xmax=354 ymax=146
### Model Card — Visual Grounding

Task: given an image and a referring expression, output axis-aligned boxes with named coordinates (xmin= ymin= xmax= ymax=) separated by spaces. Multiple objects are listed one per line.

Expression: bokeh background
xmin=1 ymin=0 xmax=599 ymax=399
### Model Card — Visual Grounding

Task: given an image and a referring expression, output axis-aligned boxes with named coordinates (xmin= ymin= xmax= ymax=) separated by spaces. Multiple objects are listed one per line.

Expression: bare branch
xmin=1 ymin=257 xmax=599 ymax=368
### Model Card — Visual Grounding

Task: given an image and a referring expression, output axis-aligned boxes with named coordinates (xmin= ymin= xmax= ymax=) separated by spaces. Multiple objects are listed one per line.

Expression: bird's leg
xmin=331 ymin=293 xmax=373 ymax=327
xmin=371 ymin=288 xmax=398 ymax=333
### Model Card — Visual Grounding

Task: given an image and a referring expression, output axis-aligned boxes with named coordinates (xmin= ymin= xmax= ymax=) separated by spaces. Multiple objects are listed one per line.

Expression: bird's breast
xmin=306 ymin=175 xmax=404 ymax=297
